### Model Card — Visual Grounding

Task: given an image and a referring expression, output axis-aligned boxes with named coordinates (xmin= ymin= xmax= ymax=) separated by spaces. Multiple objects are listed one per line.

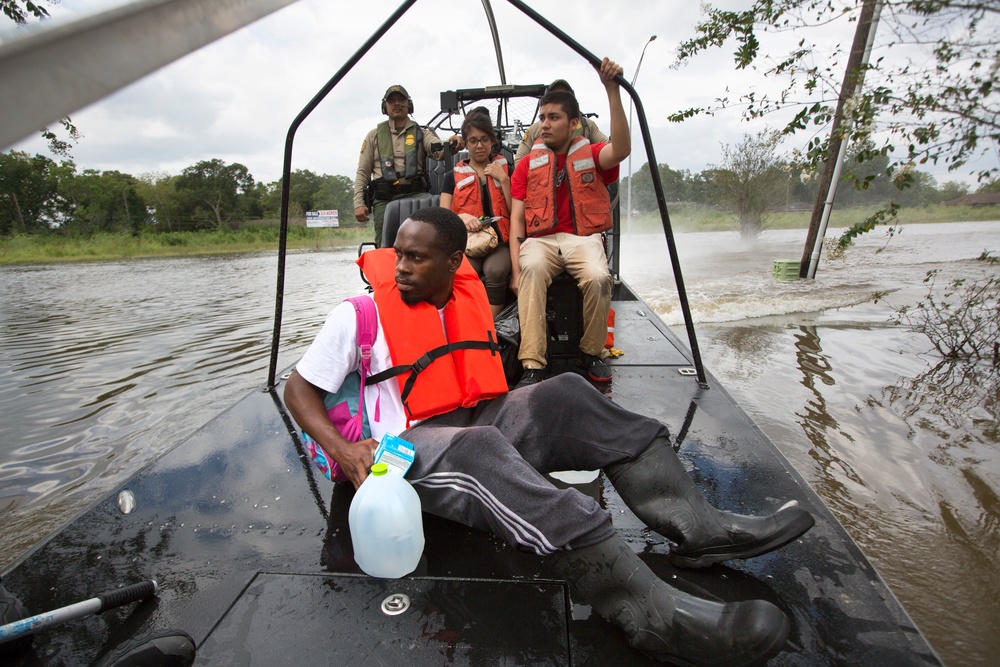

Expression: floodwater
xmin=1 ymin=221 xmax=998 ymax=665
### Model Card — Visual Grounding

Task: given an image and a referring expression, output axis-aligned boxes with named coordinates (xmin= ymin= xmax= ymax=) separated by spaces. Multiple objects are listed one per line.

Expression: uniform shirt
xmin=513 ymin=116 xmax=609 ymax=165
xmin=353 ymin=119 xmax=445 ymax=209
xmin=511 ymin=142 xmax=618 ymax=236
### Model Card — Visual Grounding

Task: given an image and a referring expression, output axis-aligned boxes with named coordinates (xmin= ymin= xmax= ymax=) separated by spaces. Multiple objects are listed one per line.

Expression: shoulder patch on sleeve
xmin=360 ymin=138 xmax=367 ymax=154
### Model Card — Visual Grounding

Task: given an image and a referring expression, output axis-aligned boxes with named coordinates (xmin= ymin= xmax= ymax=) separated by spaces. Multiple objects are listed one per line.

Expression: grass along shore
xmin=0 ymin=223 xmax=372 ymax=265
xmin=2 ymin=205 xmax=997 ymax=264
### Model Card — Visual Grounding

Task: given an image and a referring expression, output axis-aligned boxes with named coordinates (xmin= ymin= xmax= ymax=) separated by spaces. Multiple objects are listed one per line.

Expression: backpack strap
xmin=345 ymin=295 xmax=381 ymax=425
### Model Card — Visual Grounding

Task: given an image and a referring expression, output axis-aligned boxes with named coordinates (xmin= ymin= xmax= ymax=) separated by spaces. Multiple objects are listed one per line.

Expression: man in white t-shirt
xmin=283 ymin=206 xmax=812 ymax=666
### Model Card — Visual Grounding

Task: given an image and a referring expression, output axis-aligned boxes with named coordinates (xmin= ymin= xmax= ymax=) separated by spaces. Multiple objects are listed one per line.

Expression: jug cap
xmin=370 ymin=462 xmax=388 ymax=476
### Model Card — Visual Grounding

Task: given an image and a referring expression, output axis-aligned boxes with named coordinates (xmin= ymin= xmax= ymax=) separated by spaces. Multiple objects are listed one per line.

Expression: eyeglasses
xmin=465 ymin=137 xmax=493 ymax=147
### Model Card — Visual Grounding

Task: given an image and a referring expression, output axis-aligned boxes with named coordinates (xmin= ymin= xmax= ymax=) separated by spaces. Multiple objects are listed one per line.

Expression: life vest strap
xmin=367 ymin=332 xmax=500 ymax=403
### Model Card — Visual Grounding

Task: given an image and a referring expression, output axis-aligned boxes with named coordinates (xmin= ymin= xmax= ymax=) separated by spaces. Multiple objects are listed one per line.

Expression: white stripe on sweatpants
xmin=412 ymin=471 xmax=558 ymax=555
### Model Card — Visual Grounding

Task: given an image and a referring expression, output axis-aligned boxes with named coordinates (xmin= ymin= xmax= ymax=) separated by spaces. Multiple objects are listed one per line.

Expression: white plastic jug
xmin=348 ymin=462 xmax=425 ymax=578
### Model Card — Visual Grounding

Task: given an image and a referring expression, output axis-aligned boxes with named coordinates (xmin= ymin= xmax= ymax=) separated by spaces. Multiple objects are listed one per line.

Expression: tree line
xmin=2 ymin=134 xmax=995 ymax=239
xmin=0 ymin=152 xmax=358 ymax=237
xmin=623 ymin=132 xmax=994 ymax=238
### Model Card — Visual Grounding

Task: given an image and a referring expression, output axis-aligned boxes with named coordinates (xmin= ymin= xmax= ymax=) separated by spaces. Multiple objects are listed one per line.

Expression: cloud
xmin=6 ymin=0 xmax=992 ymax=187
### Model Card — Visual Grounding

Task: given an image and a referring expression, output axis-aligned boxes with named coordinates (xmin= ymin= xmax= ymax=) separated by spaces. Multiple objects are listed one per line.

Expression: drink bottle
xmin=348 ymin=462 xmax=424 ymax=578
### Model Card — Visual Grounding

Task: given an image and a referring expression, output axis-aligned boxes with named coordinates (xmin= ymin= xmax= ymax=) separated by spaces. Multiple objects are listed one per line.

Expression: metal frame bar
xmin=261 ymin=0 xmax=706 ymax=388
xmin=266 ymin=0 xmax=419 ymax=387
xmin=503 ymin=0 xmax=706 ymax=386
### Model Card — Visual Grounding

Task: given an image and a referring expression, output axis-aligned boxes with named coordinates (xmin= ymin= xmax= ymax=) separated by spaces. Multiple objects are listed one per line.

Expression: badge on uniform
xmin=360 ymin=139 xmax=367 ymax=153
xmin=581 ymin=173 xmax=595 ymax=183
xmin=405 ymin=134 xmax=415 ymax=146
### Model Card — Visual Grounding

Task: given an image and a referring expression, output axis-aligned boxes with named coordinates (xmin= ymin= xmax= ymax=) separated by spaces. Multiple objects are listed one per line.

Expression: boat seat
xmin=381 ymin=194 xmax=439 ymax=248
xmin=426 ymin=152 xmax=451 ymax=196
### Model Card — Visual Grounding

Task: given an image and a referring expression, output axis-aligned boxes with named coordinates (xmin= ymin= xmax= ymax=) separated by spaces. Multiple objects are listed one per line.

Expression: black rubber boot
xmin=550 ymin=534 xmax=790 ymax=666
xmin=93 ymin=629 xmax=196 ymax=667
xmin=606 ymin=437 xmax=815 ymax=568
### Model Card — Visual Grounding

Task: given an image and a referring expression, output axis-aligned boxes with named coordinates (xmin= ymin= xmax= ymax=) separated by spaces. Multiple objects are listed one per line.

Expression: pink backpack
xmin=302 ymin=295 xmax=379 ymax=483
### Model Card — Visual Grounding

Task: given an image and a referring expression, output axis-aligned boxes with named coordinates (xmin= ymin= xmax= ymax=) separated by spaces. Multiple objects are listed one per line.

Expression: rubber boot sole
xmin=669 ymin=507 xmax=815 ymax=569
xmin=647 ymin=600 xmax=790 ymax=667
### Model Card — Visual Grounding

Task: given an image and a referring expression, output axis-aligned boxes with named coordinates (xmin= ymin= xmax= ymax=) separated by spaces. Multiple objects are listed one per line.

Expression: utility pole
xmin=800 ymin=0 xmax=882 ymax=278
xmin=626 ymin=35 xmax=656 ymax=234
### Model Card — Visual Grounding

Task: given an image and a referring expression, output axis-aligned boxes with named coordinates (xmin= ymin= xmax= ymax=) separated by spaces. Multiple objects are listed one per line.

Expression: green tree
xmin=893 ymin=171 xmax=940 ymax=207
xmin=175 ymin=159 xmax=255 ymax=229
xmin=938 ymin=180 xmax=971 ymax=201
xmin=288 ymin=169 xmax=323 ymax=215
xmin=624 ymin=163 xmax=700 ymax=213
xmin=315 ymin=174 xmax=357 ymax=223
xmin=782 ymin=162 xmax=820 ymax=207
xmin=136 ymin=171 xmax=183 ymax=231
xmin=259 ymin=172 xmax=358 ymax=224
xmin=260 ymin=168 xmax=324 ymax=218
xmin=978 ymin=177 xmax=1000 ymax=194
xmin=59 ymin=169 xmax=145 ymax=236
xmin=0 ymin=151 xmax=63 ymax=234
xmin=837 ymin=139 xmax=897 ymax=207
xmin=671 ymin=0 xmax=999 ymax=243
xmin=709 ymin=131 xmax=788 ymax=238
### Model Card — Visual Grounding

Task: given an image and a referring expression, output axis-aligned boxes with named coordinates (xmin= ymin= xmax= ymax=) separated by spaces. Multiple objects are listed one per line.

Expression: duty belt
xmin=391 ymin=182 xmax=421 ymax=195
xmin=374 ymin=179 xmax=427 ymax=201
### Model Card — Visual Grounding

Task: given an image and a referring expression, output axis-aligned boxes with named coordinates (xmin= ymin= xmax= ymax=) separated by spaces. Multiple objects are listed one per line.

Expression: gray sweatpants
xmin=403 ymin=373 xmax=668 ymax=555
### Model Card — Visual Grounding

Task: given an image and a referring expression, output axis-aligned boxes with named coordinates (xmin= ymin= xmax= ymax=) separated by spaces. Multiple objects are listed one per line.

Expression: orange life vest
xmin=450 ymin=156 xmax=512 ymax=242
xmin=356 ymin=248 xmax=508 ymax=421
xmin=523 ymin=135 xmax=613 ymax=237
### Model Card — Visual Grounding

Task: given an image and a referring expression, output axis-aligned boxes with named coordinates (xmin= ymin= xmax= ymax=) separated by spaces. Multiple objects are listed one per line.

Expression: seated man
xmin=508 ymin=58 xmax=624 ymax=387
xmin=284 ymin=206 xmax=814 ymax=666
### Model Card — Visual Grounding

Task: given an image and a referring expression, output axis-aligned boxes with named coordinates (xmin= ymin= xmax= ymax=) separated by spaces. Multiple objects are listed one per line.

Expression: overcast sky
xmin=4 ymin=0 xmax=992 ymax=187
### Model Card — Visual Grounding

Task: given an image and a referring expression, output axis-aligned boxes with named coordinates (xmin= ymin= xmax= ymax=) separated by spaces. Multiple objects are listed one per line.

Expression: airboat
xmin=0 ymin=1 xmax=941 ymax=664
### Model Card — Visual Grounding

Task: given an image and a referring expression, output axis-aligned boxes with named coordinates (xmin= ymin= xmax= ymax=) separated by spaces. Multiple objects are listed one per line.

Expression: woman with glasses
xmin=440 ymin=110 xmax=512 ymax=318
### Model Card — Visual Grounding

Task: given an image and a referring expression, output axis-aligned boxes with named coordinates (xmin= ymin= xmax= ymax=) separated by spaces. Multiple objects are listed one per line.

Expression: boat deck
xmin=1 ymin=294 xmax=941 ymax=665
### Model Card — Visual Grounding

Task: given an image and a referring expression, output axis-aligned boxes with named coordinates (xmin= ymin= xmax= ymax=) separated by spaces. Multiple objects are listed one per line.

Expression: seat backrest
xmin=381 ymin=194 xmax=440 ymax=247
xmin=426 ymin=155 xmax=452 ymax=196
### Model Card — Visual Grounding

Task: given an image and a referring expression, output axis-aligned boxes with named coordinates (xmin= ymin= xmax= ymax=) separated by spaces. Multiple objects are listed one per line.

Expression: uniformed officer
xmin=354 ymin=85 xmax=447 ymax=247
xmin=513 ymin=79 xmax=608 ymax=165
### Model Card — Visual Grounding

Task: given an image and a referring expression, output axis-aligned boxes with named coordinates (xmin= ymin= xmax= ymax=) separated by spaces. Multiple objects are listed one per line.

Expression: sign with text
xmin=306 ymin=210 xmax=339 ymax=227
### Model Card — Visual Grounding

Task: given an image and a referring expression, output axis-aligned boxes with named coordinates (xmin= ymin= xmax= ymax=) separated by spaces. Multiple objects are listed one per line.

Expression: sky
xmin=3 ymin=0 xmax=993 ymax=187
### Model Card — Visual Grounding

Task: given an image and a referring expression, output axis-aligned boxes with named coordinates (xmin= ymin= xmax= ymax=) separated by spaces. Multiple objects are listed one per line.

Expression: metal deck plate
xmin=197 ymin=573 xmax=570 ymax=666
xmin=609 ymin=303 xmax=692 ymax=366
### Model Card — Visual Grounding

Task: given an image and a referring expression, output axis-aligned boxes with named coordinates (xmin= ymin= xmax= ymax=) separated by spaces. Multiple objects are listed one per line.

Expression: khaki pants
xmin=517 ymin=233 xmax=612 ymax=368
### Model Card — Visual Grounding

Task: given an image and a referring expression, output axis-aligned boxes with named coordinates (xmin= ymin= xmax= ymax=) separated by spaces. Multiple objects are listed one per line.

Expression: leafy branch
xmin=876 ymin=251 xmax=1000 ymax=361
xmin=672 ymin=0 xmax=999 ymax=242
xmin=1 ymin=2 xmax=79 ymax=157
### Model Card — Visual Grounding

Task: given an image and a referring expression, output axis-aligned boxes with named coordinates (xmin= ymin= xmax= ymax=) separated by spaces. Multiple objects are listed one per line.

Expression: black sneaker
xmin=580 ymin=354 xmax=612 ymax=383
xmin=515 ymin=367 xmax=547 ymax=389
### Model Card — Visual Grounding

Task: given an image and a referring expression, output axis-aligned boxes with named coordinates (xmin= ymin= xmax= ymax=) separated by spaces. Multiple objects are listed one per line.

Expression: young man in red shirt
xmin=509 ymin=57 xmax=628 ymax=386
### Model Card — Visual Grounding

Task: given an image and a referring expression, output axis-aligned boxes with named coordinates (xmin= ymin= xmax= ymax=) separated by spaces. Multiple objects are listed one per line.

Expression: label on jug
xmin=374 ymin=433 xmax=415 ymax=477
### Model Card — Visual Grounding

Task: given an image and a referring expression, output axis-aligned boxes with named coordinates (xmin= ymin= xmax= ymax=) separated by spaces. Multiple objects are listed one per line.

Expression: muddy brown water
xmin=2 ymin=221 xmax=997 ymax=665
